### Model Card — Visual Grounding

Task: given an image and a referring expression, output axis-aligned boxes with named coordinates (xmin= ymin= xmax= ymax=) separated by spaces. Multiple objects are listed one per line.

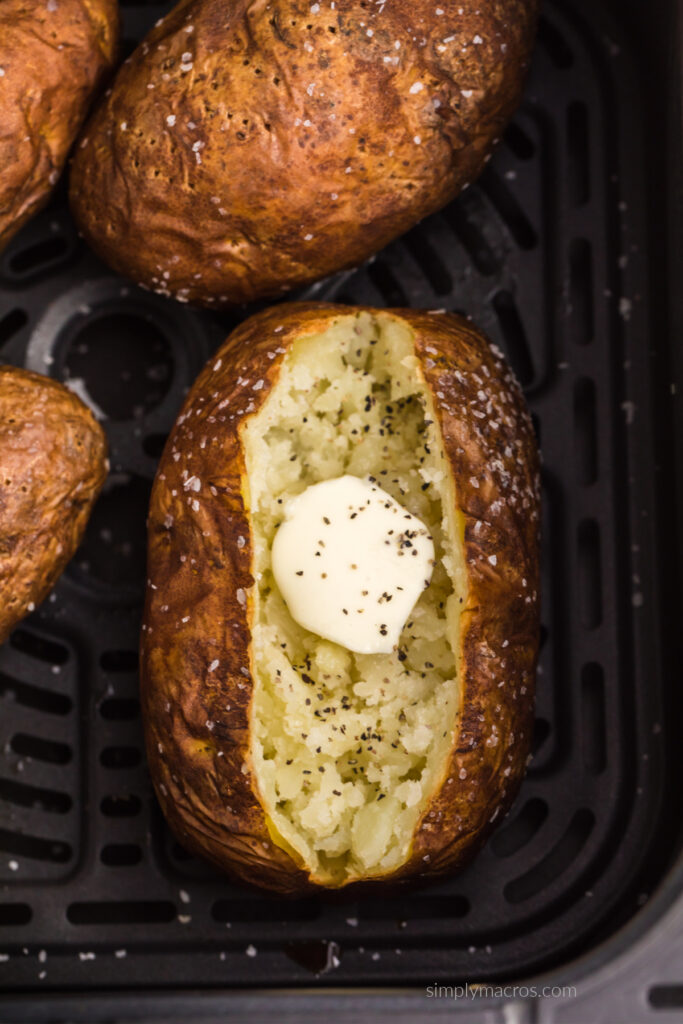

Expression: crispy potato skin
xmin=0 ymin=0 xmax=119 ymax=252
xmin=141 ymin=304 xmax=540 ymax=893
xmin=0 ymin=366 xmax=108 ymax=644
xmin=70 ymin=0 xmax=537 ymax=307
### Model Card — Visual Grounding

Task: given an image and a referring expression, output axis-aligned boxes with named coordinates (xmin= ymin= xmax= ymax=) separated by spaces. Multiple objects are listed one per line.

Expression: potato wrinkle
xmin=243 ymin=313 xmax=465 ymax=883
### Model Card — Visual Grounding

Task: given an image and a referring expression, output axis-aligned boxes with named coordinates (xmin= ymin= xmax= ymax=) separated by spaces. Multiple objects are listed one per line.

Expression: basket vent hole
xmin=569 ymin=239 xmax=594 ymax=344
xmin=577 ymin=519 xmax=602 ymax=629
xmin=491 ymin=798 xmax=549 ymax=857
xmin=100 ymin=650 xmax=139 ymax=673
xmin=581 ymin=663 xmax=607 ymax=774
xmin=574 ymin=378 xmax=598 ymax=484
xmin=63 ymin=314 xmax=173 ymax=421
xmin=362 ymin=894 xmax=469 ymax=921
xmin=101 ymin=843 xmax=143 ymax=867
xmin=0 ymin=827 xmax=72 ymax=863
xmin=0 ymin=308 xmax=28 ymax=349
xmin=649 ymin=988 xmax=683 ymax=1010
xmin=444 ymin=200 xmax=501 ymax=276
xmin=367 ymin=261 xmax=409 ymax=307
xmin=7 ymin=236 xmax=71 ymax=278
xmin=567 ymin=102 xmax=590 ymax=205
xmin=479 ymin=168 xmax=538 ymax=250
xmin=0 ymin=777 xmax=72 ymax=814
xmin=404 ymin=224 xmax=453 ymax=296
xmin=9 ymin=630 xmax=69 ymax=665
xmin=531 ymin=717 xmax=551 ymax=758
xmin=212 ymin=898 xmax=321 ymax=923
xmin=100 ymin=794 xmax=142 ymax=818
xmin=503 ymin=121 xmax=536 ymax=160
xmin=0 ymin=672 xmax=72 ymax=716
xmin=503 ymin=809 xmax=595 ymax=903
xmin=143 ymin=433 xmax=169 ymax=459
xmin=537 ymin=16 xmax=575 ymax=68
xmin=10 ymin=733 xmax=71 ymax=765
xmin=75 ymin=475 xmax=151 ymax=589
xmin=99 ymin=697 xmax=140 ymax=720
xmin=491 ymin=290 xmax=534 ymax=387
xmin=100 ymin=746 xmax=141 ymax=769
xmin=0 ymin=904 xmax=32 ymax=926
xmin=67 ymin=901 xmax=176 ymax=925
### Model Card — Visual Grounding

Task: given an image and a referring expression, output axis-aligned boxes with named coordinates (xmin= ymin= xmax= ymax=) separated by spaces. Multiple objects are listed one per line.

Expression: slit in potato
xmin=242 ymin=312 xmax=467 ymax=884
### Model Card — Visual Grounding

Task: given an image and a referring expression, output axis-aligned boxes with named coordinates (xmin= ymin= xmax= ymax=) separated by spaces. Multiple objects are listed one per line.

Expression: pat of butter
xmin=271 ymin=475 xmax=434 ymax=655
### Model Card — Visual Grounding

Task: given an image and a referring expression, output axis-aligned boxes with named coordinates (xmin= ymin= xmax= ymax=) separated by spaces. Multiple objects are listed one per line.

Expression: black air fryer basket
xmin=0 ymin=0 xmax=681 ymax=1019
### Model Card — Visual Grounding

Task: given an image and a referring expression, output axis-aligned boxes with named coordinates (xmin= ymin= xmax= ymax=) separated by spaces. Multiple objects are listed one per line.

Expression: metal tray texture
xmin=0 ymin=0 xmax=680 ymax=1012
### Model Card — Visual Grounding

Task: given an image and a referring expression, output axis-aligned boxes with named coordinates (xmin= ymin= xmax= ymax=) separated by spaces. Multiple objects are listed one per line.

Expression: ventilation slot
xmin=143 ymin=433 xmax=169 ymax=459
xmin=100 ymin=746 xmax=141 ymax=769
xmin=581 ymin=663 xmax=607 ymax=774
xmin=537 ymin=16 xmax=574 ymax=67
xmin=99 ymin=698 xmax=140 ymax=720
xmin=491 ymin=798 xmax=549 ymax=858
xmin=0 ymin=777 xmax=72 ymax=814
xmin=0 ymin=827 xmax=71 ymax=863
xmin=578 ymin=520 xmax=602 ymax=629
xmin=569 ymin=239 xmax=594 ymax=344
xmin=0 ymin=904 xmax=32 ymax=926
xmin=9 ymin=630 xmax=69 ymax=665
xmin=100 ymin=795 xmax=142 ymax=817
xmin=10 ymin=733 xmax=72 ymax=765
xmin=531 ymin=718 xmax=551 ymax=759
xmin=367 ymin=262 xmax=409 ymax=307
xmin=7 ymin=236 xmax=71 ymax=278
xmin=479 ymin=169 xmax=538 ymax=249
xmin=67 ymin=901 xmax=176 ymax=925
xmin=444 ymin=202 xmax=501 ymax=276
xmin=649 ymin=988 xmax=683 ymax=1010
xmin=0 ymin=308 xmax=28 ymax=349
xmin=404 ymin=225 xmax=452 ymax=296
xmin=101 ymin=843 xmax=143 ymax=867
xmin=212 ymin=899 xmax=321 ymax=923
xmin=503 ymin=121 xmax=536 ymax=160
xmin=573 ymin=378 xmax=598 ymax=484
xmin=504 ymin=809 xmax=595 ymax=903
xmin=363 ymin=895 xmax=469 ymax=920
xmin=100 ymin=650 xmax=139 ymax=673
xmin=491 ymin=291 xmax=534 ymax=387
xmin=76 ymin=475 xmax=151 ymax=590
xmin=0 ymin=672 xmax=72 ymax=716
xmin=567 ymin=102 xmax=590 ymax=206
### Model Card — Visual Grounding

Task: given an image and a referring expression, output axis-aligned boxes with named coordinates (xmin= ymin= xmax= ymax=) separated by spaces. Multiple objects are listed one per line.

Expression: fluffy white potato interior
xmin=242 ymin=312 xmax=466 ymax=883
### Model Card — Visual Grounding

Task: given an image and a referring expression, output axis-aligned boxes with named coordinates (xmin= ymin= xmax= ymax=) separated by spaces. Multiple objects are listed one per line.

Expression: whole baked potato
xmin=0 ymin=366 xmax=108 ymax=645
xmin=0 ymin=0 xmax=119 ymax=252
xmin=70 ymin=0 xmax=538 ymax=307
xmin=141 ymin=304 xmax=540 ymax=893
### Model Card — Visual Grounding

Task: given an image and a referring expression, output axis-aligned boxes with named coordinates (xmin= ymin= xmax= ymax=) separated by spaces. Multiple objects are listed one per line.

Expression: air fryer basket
xmin=0 ymin=0 xmax=681 ymax=1017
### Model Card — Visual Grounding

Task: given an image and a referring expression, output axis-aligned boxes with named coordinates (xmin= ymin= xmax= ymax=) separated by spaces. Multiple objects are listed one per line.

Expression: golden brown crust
xmin=0 ymin=366 xmax=108 ymax=645
xmin=70 ymin=0 xmax=537 ymax=307
xmin=0 ymin=0 xmax=119 ymax=252
xmin=141 ymin=303 xmax=539 ymax=893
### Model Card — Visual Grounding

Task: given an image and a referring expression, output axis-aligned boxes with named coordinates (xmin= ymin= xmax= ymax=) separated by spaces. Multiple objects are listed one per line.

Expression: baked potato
xmin=70 ymin=0 xmax=538 ymax=307
xmin=0 ymin=0 xmax=119 ymax=252
xmin=141 ymin=304 xmax=540 ymax=893
xmin=0 ymin=366 xmax=108 ymax=645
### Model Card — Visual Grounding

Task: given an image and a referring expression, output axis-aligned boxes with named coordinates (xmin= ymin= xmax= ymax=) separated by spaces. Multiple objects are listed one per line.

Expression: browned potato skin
xmin=141 ymin=304 xmax=540 ymax=894
xmin=70 ymin=0 xmax=537 ymax=307
xmin=0 ymin=0 xmax=119 ymax=252
xmin=0 ymin=366 xmax=108 ymax=644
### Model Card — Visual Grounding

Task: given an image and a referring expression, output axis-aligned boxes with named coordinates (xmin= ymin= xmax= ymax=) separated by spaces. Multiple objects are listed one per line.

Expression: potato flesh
xmin=243 ymin=314 xmax=465 ymax=883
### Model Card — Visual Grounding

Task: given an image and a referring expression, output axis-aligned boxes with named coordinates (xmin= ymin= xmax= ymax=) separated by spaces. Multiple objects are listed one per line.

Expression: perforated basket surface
xmin=0 ymin=0 xmax=679 ymax=1001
